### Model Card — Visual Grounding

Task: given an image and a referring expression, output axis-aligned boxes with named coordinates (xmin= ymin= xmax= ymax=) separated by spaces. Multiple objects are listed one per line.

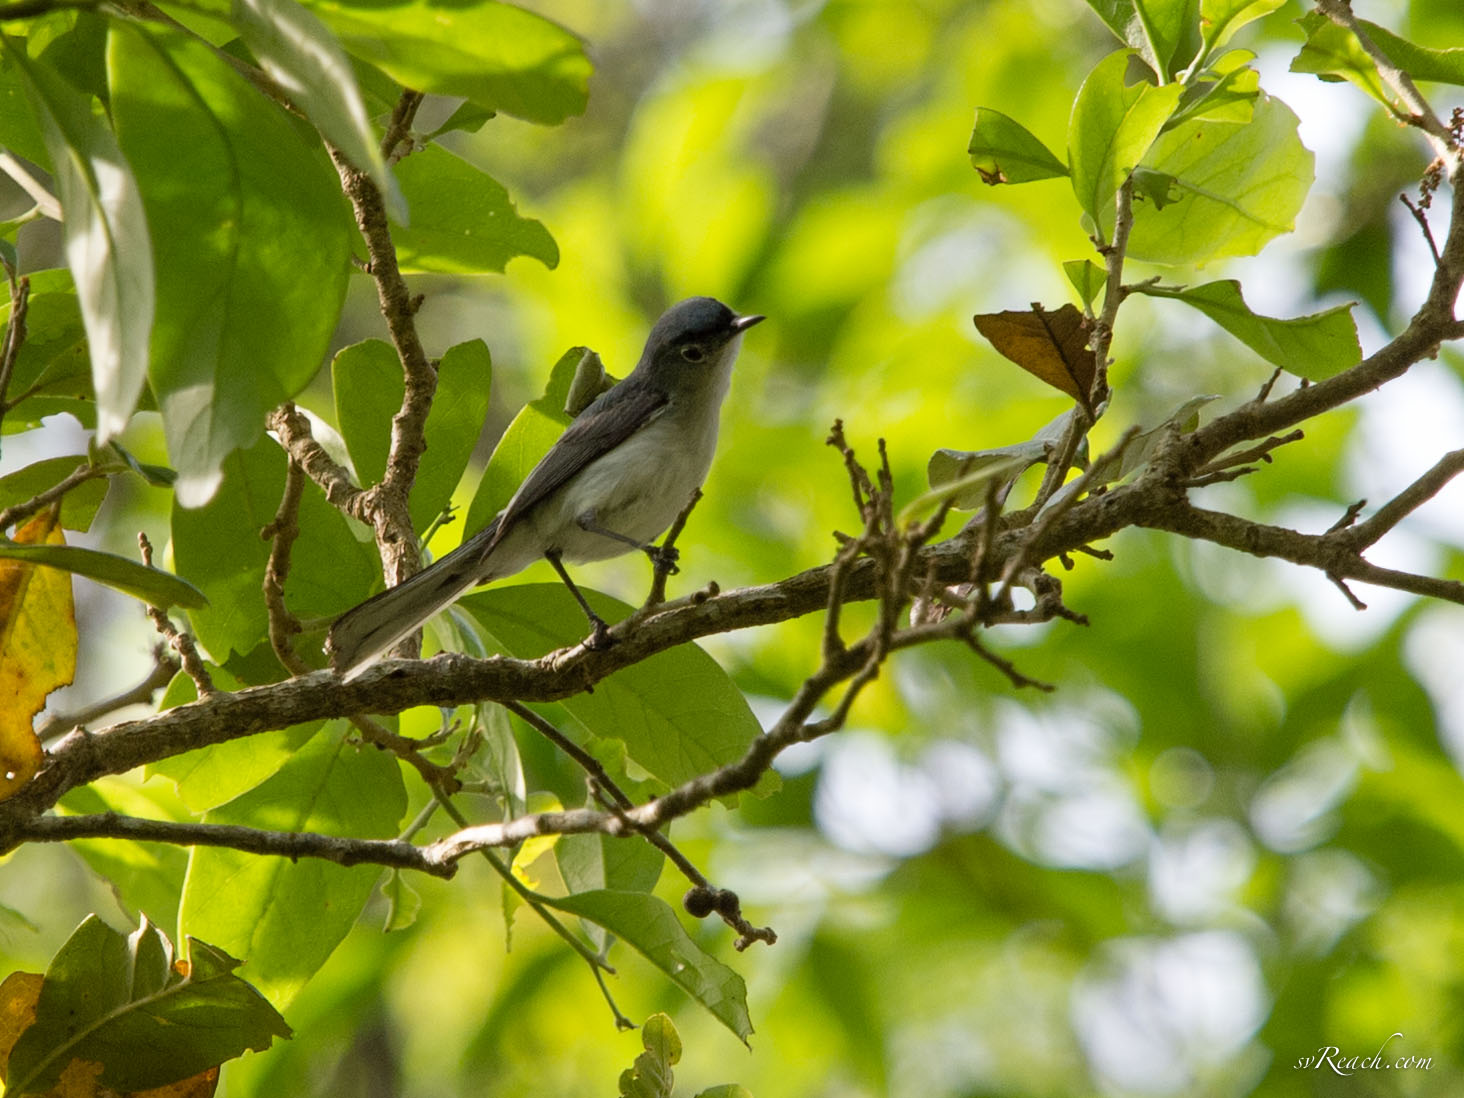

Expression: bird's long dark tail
xmin=326 ymin=517 xmax=498 ymax=679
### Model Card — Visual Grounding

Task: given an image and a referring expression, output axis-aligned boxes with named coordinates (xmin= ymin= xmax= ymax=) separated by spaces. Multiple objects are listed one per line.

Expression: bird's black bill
xmin=731 ymin=313 xmax=765 ymax=332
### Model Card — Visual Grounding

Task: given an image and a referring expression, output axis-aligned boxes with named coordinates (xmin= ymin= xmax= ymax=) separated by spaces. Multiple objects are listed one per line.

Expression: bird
xmin=325 ymin=296 xmax=764 ymax=678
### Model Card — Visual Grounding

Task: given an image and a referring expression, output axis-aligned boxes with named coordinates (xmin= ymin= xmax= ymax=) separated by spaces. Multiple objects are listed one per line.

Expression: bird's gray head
xmin=636 ymin=297 xmax=764 ymax=393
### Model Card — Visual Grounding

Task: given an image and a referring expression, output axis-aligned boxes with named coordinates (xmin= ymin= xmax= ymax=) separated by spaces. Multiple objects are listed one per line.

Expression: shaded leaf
xmin=1067 ymin=49 xmax=1184 ymax=240
xmin=3 ymin=39 xmax=154 ymax=443
xmin=171 ymin=437 xmax=376 ymax=665
xmin=926 ymin=410 xmax=1088 ymax=512
xmin=178 ymin=726 xmax=406 ymax=1006
xmin=0 ymin=509 xmax=72 ymax=801
xmin=334 ymin=336 xmax=492 ymax=532
xmin=461 ymin=345 xmax=581 ymax=535
xmin=542 ymin=890 xmax=752 ymax=1043
xmin=0 ymin=971 xmax=44 ymax=1078
xmin=108 ymin=23 xmax=351 ymax=505
xmin=392 ymin=144 xmax=558 ymax=274
xmin=0 ymin=457 xmax=107 ymax=532
xmin=0 ymin=541 xmax=206 ymax=609
xmin=974 ymin=303 xmax=1097 ymax=411
xmin=1137 ymin=279 xmax=1360 ymax=379
xmin=231 ymin=0 xmax=403 ymax=218
xmin=460 ymin=586 xmax=770 ymax=793
xmin=967 ymin=107 xmax=1068 ymax=184
xmin=5 ymin=916 xmax=289 ymax=1095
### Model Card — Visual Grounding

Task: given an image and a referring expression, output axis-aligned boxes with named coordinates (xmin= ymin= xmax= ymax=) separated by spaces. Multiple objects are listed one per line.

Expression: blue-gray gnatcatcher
xmin=326 ymin=297 xmax=764 ymax=677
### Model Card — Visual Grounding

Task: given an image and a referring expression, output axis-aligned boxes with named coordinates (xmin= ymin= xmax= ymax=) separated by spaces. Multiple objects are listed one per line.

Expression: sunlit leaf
xmin=618 ymin=1012 xmax=680 ymax=1098
xmin=1063 ymin=259 xmax=1106 ymax=309
xmin=0 ymin=509 xmax=68 ymax=799
xmin=1136 ymin=279 xmax=1360 ymax=379
xmin=1082 ymin=0 xmax=1202 ymax=80
xmin=302 ymin=0 xmax=591 ymax=124
xmin=1199 ymin=0 xmax=1285 ymax=51
xmin=1067 ymin=49 xmax=1184 ymax=240
xmin=392 ymin=144 xmax=558 ymax=274
xmin=968 ymin=107 xmax=1068 ymax=184
xmin=1128 ymin=91 xmax=1312 ymax=265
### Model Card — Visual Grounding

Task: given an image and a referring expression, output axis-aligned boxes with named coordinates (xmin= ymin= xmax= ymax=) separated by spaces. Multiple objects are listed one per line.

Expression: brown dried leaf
xmin=0 ymin=507 xmax=76 ymax=799
xmin=973 ymin=302 xmax=1097 ymax=413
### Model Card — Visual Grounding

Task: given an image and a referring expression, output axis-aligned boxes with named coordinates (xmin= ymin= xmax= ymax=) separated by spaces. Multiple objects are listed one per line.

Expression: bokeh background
xmin=4 ymin=0 xmax=1464 ymax=1094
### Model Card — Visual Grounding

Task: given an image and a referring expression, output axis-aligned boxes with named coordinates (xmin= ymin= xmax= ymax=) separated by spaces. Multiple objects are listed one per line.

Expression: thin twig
xmin=0 ymin=461 xmax=115 ymax=534
xmin=262 ymin=458 xmax=309 ymax=676
xmin=36 ymin=648 xmax=180 ymax=742
xmin=137 ymin=533 xmax=215 ymax=697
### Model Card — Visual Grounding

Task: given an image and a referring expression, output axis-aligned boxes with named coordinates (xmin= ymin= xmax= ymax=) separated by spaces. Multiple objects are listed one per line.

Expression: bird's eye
xmin=680 ymin=344 xmax=706 ymax=363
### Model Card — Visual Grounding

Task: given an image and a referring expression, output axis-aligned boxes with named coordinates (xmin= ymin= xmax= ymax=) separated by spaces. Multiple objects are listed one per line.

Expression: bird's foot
xmin=646 ymin=543 xmax=680 ymax=576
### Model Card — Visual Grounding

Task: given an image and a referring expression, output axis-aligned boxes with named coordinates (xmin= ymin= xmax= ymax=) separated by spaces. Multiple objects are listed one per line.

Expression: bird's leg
xmin=575 ymin=512 xmax=680 ymax=575
xmin=544 ymin=549 xmax=614 ymax=649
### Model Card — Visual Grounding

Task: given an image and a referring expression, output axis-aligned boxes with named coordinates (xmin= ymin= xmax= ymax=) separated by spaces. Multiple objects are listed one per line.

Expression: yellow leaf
xmin=0 ymin=507 xmax=77 ymax=799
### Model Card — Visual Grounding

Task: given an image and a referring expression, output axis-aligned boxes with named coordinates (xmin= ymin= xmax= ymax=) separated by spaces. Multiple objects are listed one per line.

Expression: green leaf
xmin=1358 ymin=19 xmax=1464 ymax=87
xmin=170 ymin=436 xmax=377 ymax=664
xmin=541 ymin=890 xmax=752 ymax=1043
xmin=461 ymin=345 xmax=581 ymax=535
xmin=392 ymin=143 xmax=558 ymax=274
xmin=1290 ymin=12 xmax=1391 ymax=104
xmin=0 ymin=540 xmax=205 ymax=608
xmin=108 ymin=22 xmax=351 ymax=505
xmin=1128 ymin=91 xmax=1312 ymax=265
xmin=333 ymin=337 xmax=492 ymax=532
xmin=6 ymin=915 xmax=290 ymax=1095
xmin=619 ymin=1012 xmax=680 ymax=1098
xmin=967 ymin=107 xmax=1069 ymax=184
xmin=926 ymin=409 xmax=1087 ymax=511
xmin=460 ymin=585 xmax=768 ymax=792
xmin=230 ymin=0 xmax=404 ymax=218
xmin=380 ymin=870 xmax=422 ymax=932
xmin=301 ymin=0 xmax=591 ymax=124
xmin=1067 ymin=49 xmax=1184 ymax=241
xmin=0 ymin=57 xmax=50 ymax=168
xmin=147 ymin=666 xmax=323 ymax=812
xmin=1136 ymin=279 xmax=1361 ymax=379
xmin=178 ymin=725 xmax=406 ymax=1006
xmin=1293 ymin=14 xmax=1464 ymax=106
xmin=1082 ymin=0 xmax=1202 ymax=81
xmin=1063 ymin=258 xmax=1106 ymax=308
xmin=424 ymin=99 xmax=496 ymax=139
xmin=0 ymin=269 xmax=97 ymax=433
xmin=57 ymin=781 xmax=189 ymax=932
xmin=3 ymin=38 xmax=154 ymax=444
xmin=1168 ymin=49 xmax=1259 ymax=128
xmin=693 ymin=1087 xmax=754 ymax=1098
xmin=557 ymin=832 xmax=664 ymax=896
xmin=0 ymin=456 xmax=107 ymax=532
xmin=1200 ymin=0 xmax=1285 ymax=52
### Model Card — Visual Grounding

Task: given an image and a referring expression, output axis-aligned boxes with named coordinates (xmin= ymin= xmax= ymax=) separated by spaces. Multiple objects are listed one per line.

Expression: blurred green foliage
xmin=2 ymin=0 xmax=1464 ymax=1095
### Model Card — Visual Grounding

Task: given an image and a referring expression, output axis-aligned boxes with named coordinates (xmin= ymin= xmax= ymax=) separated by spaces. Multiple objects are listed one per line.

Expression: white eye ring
xmin=680 ymin=344 xmax=706 ymax=363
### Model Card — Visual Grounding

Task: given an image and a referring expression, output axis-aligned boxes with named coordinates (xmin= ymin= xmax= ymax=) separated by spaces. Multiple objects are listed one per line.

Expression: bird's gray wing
xmin=485 ymin=379 xmax=669 ymax=554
